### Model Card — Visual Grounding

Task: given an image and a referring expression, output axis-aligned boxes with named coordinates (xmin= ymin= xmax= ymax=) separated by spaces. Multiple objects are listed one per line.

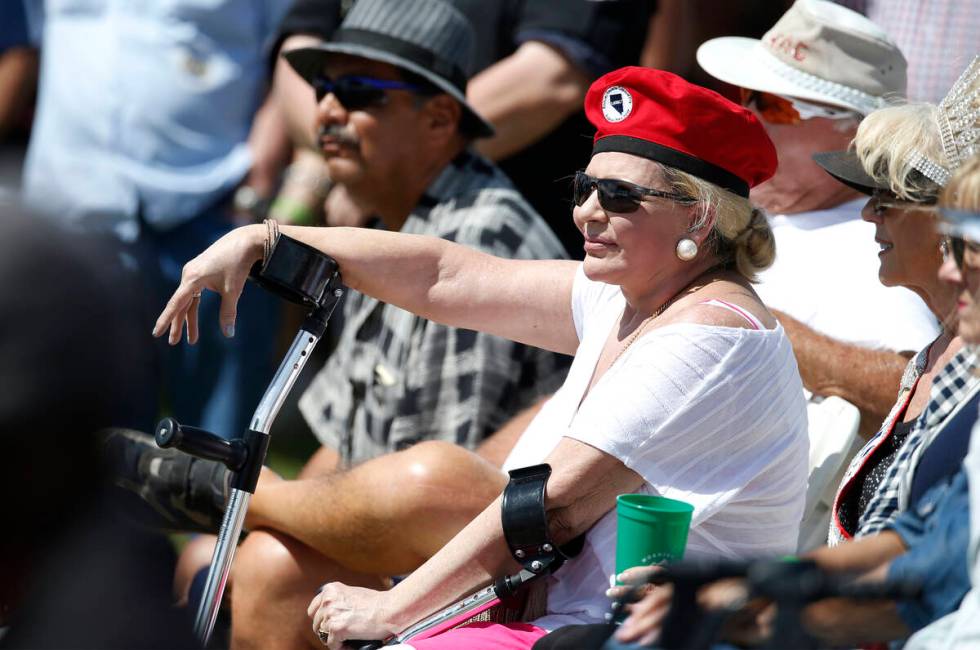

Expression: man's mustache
xmin=317 ymin=124 xmax=360 ymax=148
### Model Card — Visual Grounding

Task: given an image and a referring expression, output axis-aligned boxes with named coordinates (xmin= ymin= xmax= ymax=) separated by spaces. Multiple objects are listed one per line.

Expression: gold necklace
xmin=608 ymin=295 xmax=674 ymax=369
xmin=608 ymin=264 xmax=725 ymax=369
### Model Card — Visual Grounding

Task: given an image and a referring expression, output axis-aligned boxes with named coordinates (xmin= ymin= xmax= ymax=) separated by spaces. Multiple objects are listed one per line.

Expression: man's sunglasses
xmin=311 ymin=75 xmax=420 ymax=110
xmin=572 ymin=171 xmax=693 ymax=213
xmin=739 ymin=89 xmax=856 ymax=125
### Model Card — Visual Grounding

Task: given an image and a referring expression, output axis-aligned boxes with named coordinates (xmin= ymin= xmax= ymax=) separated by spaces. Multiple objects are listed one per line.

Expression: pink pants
xmin=400 ymin=622 xmax=548 ymax=650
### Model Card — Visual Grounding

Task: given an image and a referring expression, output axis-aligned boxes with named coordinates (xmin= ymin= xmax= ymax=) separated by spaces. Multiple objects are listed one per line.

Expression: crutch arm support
xmin=501 ymin=464 xmax=582 ymax=575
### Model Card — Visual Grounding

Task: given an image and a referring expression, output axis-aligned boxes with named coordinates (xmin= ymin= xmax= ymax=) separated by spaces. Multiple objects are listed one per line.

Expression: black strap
xmin=501 ymin=464 xmax=582 ymax=575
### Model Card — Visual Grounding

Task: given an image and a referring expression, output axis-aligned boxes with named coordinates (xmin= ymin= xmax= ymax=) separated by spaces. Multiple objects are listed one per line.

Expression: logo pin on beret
xmin=602 ymin=86 xmax=633 ymax=123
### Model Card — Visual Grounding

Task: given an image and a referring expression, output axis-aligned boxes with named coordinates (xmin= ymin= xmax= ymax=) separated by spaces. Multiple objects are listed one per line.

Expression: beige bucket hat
xmin=697 ymin=0 xmax=907 ymax=115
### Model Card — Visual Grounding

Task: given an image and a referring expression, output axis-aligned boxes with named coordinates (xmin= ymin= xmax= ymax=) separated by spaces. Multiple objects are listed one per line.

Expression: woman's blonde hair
xmin=941 ymin=155 xmax=980 ymax=211
xmin=852 ymin=103 xmax=944 ymax=201
xmin=661 ymin=166 xmax=775 ymax=282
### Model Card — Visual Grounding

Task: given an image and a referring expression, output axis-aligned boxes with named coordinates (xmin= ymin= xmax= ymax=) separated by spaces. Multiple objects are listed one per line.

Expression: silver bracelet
xmin=262 ymin=218 xmax=280 ymax=265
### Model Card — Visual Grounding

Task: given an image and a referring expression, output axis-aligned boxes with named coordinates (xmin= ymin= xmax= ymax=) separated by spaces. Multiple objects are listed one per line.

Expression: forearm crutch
xmin=348 ymin=463 xmax=583 ymax=650
xmin=154 ymin=234 xmax=345 ymax=646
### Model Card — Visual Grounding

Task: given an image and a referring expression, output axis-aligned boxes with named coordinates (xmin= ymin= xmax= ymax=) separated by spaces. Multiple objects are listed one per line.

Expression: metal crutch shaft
xmin=193 ymin=321 xmax=330 ymax=643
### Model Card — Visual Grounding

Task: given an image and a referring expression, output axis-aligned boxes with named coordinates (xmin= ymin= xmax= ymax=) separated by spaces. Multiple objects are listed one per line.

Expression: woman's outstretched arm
xmin=153 ymin=223 xmax=580 ymax=355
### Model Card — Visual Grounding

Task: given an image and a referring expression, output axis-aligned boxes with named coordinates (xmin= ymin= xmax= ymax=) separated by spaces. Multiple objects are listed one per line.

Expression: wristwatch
xmin=234 ymin=185 xmax=271 ymax=220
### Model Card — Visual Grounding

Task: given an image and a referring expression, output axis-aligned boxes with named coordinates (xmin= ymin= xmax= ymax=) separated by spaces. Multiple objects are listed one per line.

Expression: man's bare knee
xmin=397 ymin=440 xmax=505 ymax=497
xmin=230 ymin=531 xmax=334 ymax=650
xmin=233 ymin=530 xmax=308 ymax=600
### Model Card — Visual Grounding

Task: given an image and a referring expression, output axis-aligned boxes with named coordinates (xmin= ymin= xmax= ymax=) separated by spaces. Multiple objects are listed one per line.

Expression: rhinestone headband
xmin=909 ymin=56 xmax=980 ymax=187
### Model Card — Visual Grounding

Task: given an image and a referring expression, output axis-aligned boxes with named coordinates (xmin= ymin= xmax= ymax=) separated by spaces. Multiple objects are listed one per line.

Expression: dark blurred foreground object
xmin=534 ymin=558 xmax=920 ymax=650
xmin=0 ymin=207 xmax=197 ymax=648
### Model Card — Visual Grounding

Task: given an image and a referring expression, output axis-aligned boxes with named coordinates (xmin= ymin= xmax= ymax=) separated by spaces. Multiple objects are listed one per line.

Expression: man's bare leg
xmin=230 ymin=529 xmax=388 ymax=650
xmin=172 ymin=444 xmax=345 ymax=601
xmin=229 ymin=440 xmax=506 ymax=647
xmin=244 ymin=440 xmax=507 ymax=575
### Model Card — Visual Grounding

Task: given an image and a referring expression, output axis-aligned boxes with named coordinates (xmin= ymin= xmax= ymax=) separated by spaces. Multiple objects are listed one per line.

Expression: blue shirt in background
xmin=22 ymin=0 xmax=291 ymax=241
xmin=887 ymin=470 xmax=971 ymax=632
xmin=1 ymin=1 xmax=32 ymax=50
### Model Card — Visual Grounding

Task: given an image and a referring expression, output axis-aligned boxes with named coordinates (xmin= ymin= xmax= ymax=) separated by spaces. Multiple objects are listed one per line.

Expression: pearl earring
xmin=676 ymin=238 xmax=698 ymax=261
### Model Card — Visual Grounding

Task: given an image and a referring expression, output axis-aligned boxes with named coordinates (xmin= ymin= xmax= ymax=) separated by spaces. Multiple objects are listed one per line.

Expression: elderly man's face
xmin=747 ymin=112 xmax=857 ymax=215
xmin=313 ymin=55 xmax=430 ymax=194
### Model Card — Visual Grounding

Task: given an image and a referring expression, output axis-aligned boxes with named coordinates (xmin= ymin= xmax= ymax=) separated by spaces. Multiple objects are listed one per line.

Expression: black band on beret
xmin=333 ymin=27 xmax=468 ymax=93
xmin=593 ymin=135 xmax=750 ymax=198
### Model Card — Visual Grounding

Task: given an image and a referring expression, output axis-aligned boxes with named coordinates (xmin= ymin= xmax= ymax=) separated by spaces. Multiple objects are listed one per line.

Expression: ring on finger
xmin=317 ymin=629 xmax=329 ymax=645
xmin=192 ymin=292 xmax=202 ymax=299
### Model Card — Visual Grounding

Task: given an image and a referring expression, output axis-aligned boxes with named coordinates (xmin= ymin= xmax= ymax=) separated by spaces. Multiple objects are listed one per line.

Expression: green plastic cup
xmin=615 ymin=494 xmax=694 ymax=579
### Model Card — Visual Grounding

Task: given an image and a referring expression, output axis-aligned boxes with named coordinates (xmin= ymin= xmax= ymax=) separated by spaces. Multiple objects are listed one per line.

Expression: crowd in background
xmin=0 ymin=0 xmax=979 ymax=648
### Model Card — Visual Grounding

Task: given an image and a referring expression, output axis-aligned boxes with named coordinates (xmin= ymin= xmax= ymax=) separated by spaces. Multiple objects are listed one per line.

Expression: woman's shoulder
xmin=657 ymin=281 xmax=778 ymax=334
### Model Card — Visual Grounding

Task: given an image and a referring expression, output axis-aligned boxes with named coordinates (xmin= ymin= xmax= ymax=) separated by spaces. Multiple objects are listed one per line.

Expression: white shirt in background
xmin=755 ymin=199 xmax=940 ymax=353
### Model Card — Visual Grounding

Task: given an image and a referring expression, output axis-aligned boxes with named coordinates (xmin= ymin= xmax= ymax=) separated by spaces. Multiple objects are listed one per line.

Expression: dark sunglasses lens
xmin=952 ymin=236 xmax=966 ymax=268
xmin=596 ymin=179 xmax=641 ymax=213
xmin=572 ymin=172 xmax=592 ymax=206
xmin=572 ymin=173 xmax=641 ymax=212
xmin=313 ymin=76 xmax=331 ymax=102
xmin=313 ymin=77 xmax=386 ymax=109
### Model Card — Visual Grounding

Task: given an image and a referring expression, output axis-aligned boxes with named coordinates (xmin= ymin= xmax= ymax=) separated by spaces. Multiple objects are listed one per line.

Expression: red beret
xmin=585 ymin=66 xmax=777 ymax=198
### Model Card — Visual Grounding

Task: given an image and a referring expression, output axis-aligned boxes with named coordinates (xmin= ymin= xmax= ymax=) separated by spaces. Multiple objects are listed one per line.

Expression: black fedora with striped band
xmin=284 ymin=0 xmax=494 ymax=138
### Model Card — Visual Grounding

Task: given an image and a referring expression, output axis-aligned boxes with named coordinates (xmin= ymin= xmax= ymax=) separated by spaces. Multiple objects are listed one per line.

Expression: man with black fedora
xmin=109 ymin=0 xmax=569 ymax=646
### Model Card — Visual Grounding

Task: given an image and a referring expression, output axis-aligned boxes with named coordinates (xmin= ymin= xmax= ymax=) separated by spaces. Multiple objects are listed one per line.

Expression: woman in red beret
xmin=154 ymin=66 xmax=809 ymax=650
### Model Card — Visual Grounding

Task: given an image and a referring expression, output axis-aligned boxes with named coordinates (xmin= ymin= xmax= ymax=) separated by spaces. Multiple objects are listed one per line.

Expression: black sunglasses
xmin=572 ymin=171 xmax=693 ymax=214
xmin=311 ymin=74 xmax=420 ymax=110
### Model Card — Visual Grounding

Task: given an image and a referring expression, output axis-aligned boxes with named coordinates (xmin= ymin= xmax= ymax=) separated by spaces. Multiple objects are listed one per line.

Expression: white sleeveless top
xmin=502 ymin=266 xmax=809 ymax=630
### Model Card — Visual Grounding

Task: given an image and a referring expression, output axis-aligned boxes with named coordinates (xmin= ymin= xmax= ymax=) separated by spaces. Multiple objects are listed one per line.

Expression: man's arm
xmin=240 ymin=90 xmax=293 ymax=212
xmin=0 ymin=47 xmax=37 ymax=141
xmin=468 ymin=40 xmax=590 ymax=162
xmin=797 ymin=531 xmax=910 ymax=645
xmin=774 ymin=309 xmax=911 ymax=437
xmin=273 ymin=33 xmax=323 ymax=149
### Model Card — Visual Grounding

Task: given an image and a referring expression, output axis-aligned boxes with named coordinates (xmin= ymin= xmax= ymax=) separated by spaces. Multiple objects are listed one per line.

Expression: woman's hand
xmin=308 ymin=582 xmax=399 ymax=649
xmin=152 ymin=224 xmax=265 ymax=345
xmin=613 ymin=576 xmax=766 ymax=648
xmin=613 ymin=581 xmax=673 ymax=646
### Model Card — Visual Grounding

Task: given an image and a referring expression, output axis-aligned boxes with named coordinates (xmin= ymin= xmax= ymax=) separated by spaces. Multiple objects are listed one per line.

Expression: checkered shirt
xmin=856 ymin=347 xmax=980 ymax=537
xmin=298 ymin=151 xmax=571 ymax=466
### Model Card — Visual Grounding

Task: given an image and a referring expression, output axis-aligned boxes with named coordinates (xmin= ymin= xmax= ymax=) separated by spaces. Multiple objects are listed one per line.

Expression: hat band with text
xmin=593 ymin=135 xmax=750 ymax=197
xmin=332 ymin=27 xmax=468 ymax=92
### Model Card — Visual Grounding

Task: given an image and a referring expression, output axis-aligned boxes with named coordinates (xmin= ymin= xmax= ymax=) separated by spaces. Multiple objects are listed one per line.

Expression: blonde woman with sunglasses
xmin=814 ymin=56 xmax=980 ymax=547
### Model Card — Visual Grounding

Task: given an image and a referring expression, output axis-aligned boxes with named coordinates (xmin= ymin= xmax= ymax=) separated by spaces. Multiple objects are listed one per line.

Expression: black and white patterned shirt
xmin=298 ymin=151 xmax=571 ymax=466
xmin=856 ymin=348 xmax=980 ymax=537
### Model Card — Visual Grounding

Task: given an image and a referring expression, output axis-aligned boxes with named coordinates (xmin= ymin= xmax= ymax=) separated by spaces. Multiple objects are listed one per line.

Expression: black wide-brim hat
xmin=814 ymin=149 xmax=941 ymax=203
xmin=284 ymin=0 xmax=494 ymax=139
xmin=812 ymin=150 xmax=883 ymax=196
